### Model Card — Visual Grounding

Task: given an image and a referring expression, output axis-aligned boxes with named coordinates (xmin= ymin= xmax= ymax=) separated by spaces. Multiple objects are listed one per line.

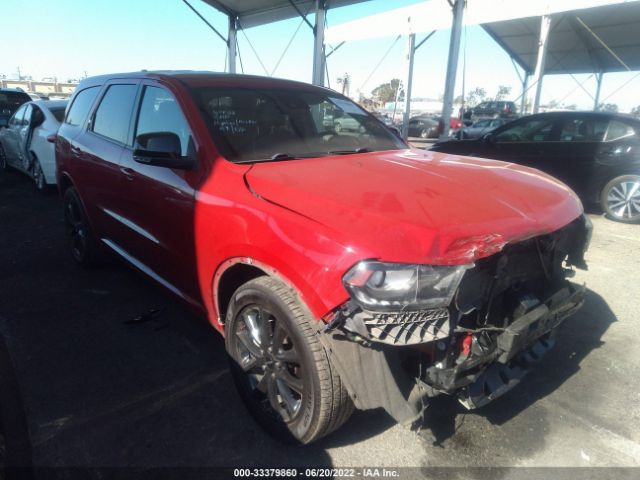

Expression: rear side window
xmin=605 ymin=120 xmax=636 ymax=142
xmin=50 ymin=107 xmax=66 ymax=123
xmin=92 ymin=84 xmax=138 ymax=144
xmin=65 ymin=86 xmax=100 ymax=126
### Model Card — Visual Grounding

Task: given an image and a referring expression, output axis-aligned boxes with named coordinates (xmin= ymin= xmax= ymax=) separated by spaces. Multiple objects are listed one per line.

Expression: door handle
xmin=119 ymin=167 xmax=135 ymax=181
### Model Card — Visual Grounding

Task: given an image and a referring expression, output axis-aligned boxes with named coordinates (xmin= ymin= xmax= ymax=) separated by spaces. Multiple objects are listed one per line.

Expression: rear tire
xmin=600 ymin=174 xmax=640 ymax=224
xmin=63 ymin=187 xmax=105 ymax=265
xmin=225 ymin=276 xmax=354 ymax=444
xmin=31 ymin=155 xmax=47 ymax=193
xmin=0 ymin=145 xmax=7 ymax=172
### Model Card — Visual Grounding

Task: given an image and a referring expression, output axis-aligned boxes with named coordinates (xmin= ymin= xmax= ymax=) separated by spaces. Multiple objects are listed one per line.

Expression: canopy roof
xmin=201 ymin=0 xmax=369 ymax=29
xmin=323 ymin=0 xmax=640 ymax=75
xmin=483 ymin=1 xmax=640 ymax=74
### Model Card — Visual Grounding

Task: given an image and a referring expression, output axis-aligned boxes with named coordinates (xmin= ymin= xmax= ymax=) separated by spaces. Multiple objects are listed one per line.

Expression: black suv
xmin=0 ymin=89 xmax=31 ymax=129
xmin=464 ymin=101 xmax=518 ymax=122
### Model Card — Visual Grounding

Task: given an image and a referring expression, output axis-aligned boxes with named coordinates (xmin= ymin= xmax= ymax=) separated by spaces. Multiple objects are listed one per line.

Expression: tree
xmin=465 ymin=87 xmax=487 ymax=108
xmin=630 ymin=105 xmax=640 ymax=117
xmin=599 ymin=103 xmax=619 ymax=113
xmin=371 ymin=79 xmax=404 ymax=106
xmin=494 ymin=85 xmax=512 ymax=101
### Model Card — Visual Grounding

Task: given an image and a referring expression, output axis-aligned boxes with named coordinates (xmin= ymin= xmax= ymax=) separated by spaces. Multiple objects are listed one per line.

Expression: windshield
xmin=190 ymin=87 xmax=406 ymax=163
xmin=0 ymin=92 xmax=31 ymax=117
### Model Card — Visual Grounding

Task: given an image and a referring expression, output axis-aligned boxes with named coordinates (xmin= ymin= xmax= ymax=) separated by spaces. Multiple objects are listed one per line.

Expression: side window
xmin=495 ymin=119 xmax=555 ymax=143
xmin=9 ymin=104 xmax=27 ymax=127
xmin=559 ymin=118 xmax=608 ymax=142
xmin=135 ymin=86 xmax=192 ymax=156
xmin=65 ymin=86 xmax=100 ymax=126
xmin=92 ymin=84 xmax=138 ymax=144
xmin=605 ymin=120 xmax=636 ymax=142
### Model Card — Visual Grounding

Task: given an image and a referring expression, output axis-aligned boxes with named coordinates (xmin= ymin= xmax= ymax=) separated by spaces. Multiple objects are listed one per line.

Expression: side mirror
xmin=133 ymin=132 xmax=194 ymax=170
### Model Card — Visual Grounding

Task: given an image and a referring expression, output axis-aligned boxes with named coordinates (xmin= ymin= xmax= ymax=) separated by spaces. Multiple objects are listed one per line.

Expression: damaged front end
xmin=318 ymin=215 xmax=592 ymax=424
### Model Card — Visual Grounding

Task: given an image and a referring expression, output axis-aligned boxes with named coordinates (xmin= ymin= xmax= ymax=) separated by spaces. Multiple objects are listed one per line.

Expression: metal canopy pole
xmin=594 ymin=71 xmax=604 ymax=110
xmin=228 ymin=16 xmax=238 ymax=74
xmin=312 ymin=0 xmax=326 ymax=86
xmin=440 ymin=0 xmax=465 ymax=139
xmin=402 ymin=33 xmax=416 ymax=140
xmin=520 ymin=74 xmax=529 ymax=114
xmin=530 ymin=15 xmax=552 ymax=113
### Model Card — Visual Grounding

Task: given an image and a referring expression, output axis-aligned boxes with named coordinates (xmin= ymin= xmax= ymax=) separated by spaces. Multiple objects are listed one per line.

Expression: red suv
xmin=55 ymin=72 xmax=591 ymax=444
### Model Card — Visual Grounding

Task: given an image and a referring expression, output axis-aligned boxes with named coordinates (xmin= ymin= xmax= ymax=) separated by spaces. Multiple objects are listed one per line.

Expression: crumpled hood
xmin=245 ymin=149 xmax=583 ymax=264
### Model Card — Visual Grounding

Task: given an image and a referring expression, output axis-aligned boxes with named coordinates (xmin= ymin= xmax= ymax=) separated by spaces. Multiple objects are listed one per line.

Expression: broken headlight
xmin=342 ymin=261 xmax=470 ymax=312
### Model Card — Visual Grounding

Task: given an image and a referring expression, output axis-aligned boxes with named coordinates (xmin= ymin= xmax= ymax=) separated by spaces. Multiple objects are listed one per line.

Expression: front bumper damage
xmin=317 ymin=215 xmax=590 ymax=424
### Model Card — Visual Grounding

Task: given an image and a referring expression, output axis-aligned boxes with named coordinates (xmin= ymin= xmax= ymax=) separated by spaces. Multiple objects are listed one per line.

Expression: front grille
xmin=362 ymin=308 xmax=450 ymax=345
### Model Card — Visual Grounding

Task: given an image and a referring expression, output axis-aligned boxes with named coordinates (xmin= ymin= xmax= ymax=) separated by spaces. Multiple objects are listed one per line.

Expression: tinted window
xmin=605 ymin=120 xmax=636 ymax=142
xmin=9 ymin=104 xmax=27 ymax=127
xmin=559 ymin=118 xmax=608 ymax=142
xmin=135 ymin=86 xmax=192 ymax=156
xmin=0 ymin=91 xmax=30 ymax=116
xmin=65 ymin=86 xmax=100 ymax=126
xmin=495 ymin=119 xmax=555 ymax=143
xmin=92 ymin=84 xmax=138 ymax=144
xmin=50 ymin=107 xmax=66 ymax=123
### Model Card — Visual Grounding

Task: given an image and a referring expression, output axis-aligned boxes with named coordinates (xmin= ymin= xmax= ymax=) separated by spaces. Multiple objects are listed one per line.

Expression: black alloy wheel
xmin=63 ymin=187 xmax=103 ymax=265
xmin=225 ymin=277 xmax=353 ymax=444
xmin=0 ymin=145 xmax=7 ymax=171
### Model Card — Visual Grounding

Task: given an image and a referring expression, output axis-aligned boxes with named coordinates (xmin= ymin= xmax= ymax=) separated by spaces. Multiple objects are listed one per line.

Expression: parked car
xmin=431 ymin=111 xmax=640 ymax=223
xmin=56 ymin=72 xmax=590 ymax=444
xmin=453 ymin=118 xmax=508 ymax=139
xmin=0 ymin=100 xmax=68 ymax=191
xmin=408 ymin=115 xmax=439 ymax=138
xmin=0 ymin=88 xmax=31 ymax=129
xmin=333 ymin=112 xmax=365 ymax=133
xmin=464 ymin=100 xmax=518 ymax=122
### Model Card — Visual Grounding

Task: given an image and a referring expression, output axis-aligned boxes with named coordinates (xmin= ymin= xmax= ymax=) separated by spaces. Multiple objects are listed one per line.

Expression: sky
xmin=2 ymin=0 xmax=639 ymax=112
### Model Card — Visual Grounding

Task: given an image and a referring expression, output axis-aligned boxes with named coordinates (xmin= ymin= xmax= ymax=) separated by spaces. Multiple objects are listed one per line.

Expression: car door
xmin=1 ymin=104 xmax=28 ymax=166
xmin=539 ymin=115 xmax=609 ymax=196
xmin=116 ymin=81 xmax=203 ymax=305
xmin=16 ymin=104 xmax=44 ymax=171
xmin=489 ymin=116 xmax=560 ymax=168
xmin=76 ymin=81 xmax=140 ymax=243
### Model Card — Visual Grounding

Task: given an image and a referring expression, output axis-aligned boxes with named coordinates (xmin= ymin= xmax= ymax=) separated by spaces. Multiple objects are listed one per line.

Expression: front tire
xmin=63 ymin=187 xmax=104 ymax=265
xmin=225 ymin=276 xmax=353 ymax=444
xmin=600 ymin=174 xmax=640 ymax=224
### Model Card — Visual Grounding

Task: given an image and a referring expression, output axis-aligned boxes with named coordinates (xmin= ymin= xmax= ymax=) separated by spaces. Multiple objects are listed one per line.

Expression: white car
xmin=0 ymin=100 xmax=67 ymax=191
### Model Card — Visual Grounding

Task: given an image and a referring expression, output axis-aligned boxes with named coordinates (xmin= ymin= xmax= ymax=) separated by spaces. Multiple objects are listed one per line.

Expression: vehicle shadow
xmin=418 ymin=287 xmax=615 ymax=446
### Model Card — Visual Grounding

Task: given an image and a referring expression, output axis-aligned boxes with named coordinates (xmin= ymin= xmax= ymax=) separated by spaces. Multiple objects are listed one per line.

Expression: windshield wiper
xmin=235 ymin=153 xmax=303 ymax=164
xmin=327 ymin=148 xmax=371 ymax=155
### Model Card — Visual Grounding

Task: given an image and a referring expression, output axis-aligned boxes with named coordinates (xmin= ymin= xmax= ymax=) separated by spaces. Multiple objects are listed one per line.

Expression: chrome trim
xmin=102 ymin=208 xmax=160 ymax=244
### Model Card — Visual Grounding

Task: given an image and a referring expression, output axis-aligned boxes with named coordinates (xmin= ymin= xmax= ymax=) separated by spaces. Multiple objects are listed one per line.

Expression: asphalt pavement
xmin=0 ymin=168 xmax=639 ymax=478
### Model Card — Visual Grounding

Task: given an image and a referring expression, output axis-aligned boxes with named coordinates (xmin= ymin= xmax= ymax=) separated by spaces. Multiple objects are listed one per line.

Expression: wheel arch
xmin=212 ymin=257 xmax=319 ymax=332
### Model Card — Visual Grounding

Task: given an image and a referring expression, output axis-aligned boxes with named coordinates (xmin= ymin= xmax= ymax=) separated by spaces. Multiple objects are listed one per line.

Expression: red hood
xmin=244 ymin=149 xmax=583 ymax=265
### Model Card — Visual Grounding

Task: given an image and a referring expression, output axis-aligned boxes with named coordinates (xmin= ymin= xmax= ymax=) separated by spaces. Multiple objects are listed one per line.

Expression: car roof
xmin=76 ymin=70 xmax=329 ymax=92
xmin=521 ymin=110 xmax=640 ymax=123
xmin=37 ymin=99 xmax=68 ymax=109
